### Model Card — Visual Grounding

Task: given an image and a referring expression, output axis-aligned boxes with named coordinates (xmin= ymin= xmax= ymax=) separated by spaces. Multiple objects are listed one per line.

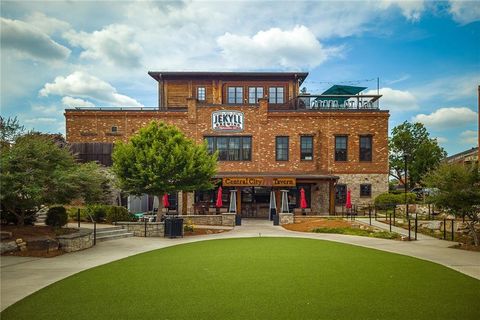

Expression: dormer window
xmin=197 ymin=87 xmax=206 ymax=101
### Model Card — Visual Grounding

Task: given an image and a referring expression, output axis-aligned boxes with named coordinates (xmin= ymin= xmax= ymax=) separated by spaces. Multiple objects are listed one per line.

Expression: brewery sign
xmin=212 ymin=111 xmax=244 ymax=132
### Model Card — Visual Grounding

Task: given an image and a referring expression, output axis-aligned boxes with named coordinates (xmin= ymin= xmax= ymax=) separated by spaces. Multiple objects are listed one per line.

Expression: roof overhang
xmin=148 ymin=71 xmax=309 ymax=85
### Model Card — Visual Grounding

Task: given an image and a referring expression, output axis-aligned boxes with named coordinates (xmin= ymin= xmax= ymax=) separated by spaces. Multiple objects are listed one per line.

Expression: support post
xmin=451 ymin=220 xmax=454 ymax=241
xmin=369 ymin=208 xmax=372 ymax=225
xmin=408 ymin=219 xmax=411 ymax=241
xmin=415 ymin=216 xmax=418 ymax=240
xmin=443 ymin=218 xmax=447 ymax=240
xmin=389 ymin=213 xmax=392 ymax=232
xmin=93 ymin=221 xmax=97 ymax=246
xmin=144 ymin=219 xmax=147 ymax=237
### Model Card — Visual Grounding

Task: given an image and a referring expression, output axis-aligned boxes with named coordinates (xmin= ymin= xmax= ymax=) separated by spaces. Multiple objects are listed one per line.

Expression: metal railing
xmin=272 ymin=94 xmax=382 ymax=111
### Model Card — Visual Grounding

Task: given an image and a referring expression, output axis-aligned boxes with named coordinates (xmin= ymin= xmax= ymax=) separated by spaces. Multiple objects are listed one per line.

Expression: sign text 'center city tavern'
xmin=212 ymin=111 xmax=244 ymax=131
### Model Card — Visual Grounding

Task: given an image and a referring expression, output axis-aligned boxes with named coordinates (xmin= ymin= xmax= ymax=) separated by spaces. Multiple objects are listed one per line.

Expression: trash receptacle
xmin=164 ymin=216 xmax=184 ymax=238
xmin=273 ymin=214 xmax=279 ymax=226
xmin=235 ymin=215 xmax=241 ymax=226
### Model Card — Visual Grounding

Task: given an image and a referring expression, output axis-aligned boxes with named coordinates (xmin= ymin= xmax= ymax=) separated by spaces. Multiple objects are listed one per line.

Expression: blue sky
xmin=1 ymin=0 xmax=479 ymax=156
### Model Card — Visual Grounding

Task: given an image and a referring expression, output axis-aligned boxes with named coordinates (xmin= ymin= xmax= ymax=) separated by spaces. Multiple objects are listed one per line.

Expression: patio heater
xmin=280 ymin=190 xmax=289 ymax=213
xmin=228 ymin=189 xmax=237 ymax=213
xmin=269 ymin=189 xmax=277 ymax=221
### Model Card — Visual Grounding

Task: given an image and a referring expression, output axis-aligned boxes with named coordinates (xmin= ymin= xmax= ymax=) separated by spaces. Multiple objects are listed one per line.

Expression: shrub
xmin=46 ymin=206 xmax=68 ymax=227
xmin=374 ymin=192 xmax=416 ymax=206
xmin=105 ymin=206 xmax=134 ymax=223
xmin=86 ymin=204 xmax=108 ymax=222
xmin=0 ymin=209 xmax=37 ymax=225
xmin=67 ymin=207 xmax=89 ymax=221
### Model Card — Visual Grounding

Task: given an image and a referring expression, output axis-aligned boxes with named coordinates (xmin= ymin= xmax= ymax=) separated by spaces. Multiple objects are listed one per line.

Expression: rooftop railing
xmin=272 ymin=94 xmax=382 ymax=111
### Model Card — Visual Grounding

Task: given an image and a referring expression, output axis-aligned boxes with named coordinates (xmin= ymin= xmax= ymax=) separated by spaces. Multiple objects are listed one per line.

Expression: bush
xmin=374 ymin=192 xmax=417 ymax=206
xmin=87 ymin=204 xmax=109 ymax=222
xmin=0 ymin=209 xmax=37 ymax=225
xmin=67 ymin=207 xmax=89 ymax=221
xmin=46 ymin=206 xmax=68 ymax=227
xmin=105 ymin=206 xmax=134 ymax=223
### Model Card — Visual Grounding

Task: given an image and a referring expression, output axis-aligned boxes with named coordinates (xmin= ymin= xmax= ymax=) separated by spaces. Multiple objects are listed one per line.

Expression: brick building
xmin=65 ymin=71 xmax=389 ymax=217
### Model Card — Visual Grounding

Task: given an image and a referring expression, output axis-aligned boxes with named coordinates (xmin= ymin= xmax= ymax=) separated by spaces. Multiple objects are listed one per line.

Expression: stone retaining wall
xmin=116 ymin=222 xmax=164 ymax=237
xmin=279 ymin=213 xmax=294 ymax=225
xmin=57 ymin=228 xmax=94 ymax=252
xmin=181 ymin=213 xmax=236 ymax=227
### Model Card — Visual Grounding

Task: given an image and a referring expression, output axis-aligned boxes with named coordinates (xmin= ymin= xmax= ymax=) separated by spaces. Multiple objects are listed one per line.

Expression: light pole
xmin=403 ymin=154 xmax=409 ymax=219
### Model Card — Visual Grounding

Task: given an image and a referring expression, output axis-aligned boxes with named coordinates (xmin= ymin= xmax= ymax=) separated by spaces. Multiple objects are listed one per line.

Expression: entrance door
xmin=240 ymin=187 xmax=270 ymax=218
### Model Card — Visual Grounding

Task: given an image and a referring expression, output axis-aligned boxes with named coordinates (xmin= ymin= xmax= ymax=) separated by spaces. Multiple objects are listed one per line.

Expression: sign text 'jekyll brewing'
xmin=212 ymin=111 xmax=244 ymax=132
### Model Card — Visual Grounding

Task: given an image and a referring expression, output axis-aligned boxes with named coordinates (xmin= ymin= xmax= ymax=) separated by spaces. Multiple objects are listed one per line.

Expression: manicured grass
xmin=2 ymin=238 xmax=479 ymax=320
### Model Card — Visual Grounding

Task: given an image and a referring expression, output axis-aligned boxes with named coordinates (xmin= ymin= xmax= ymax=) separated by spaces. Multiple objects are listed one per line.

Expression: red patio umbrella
xmin=216 ymin=187 xmax=223 ymax=208
xmin=162 ymin=194 xmax=170 ymax=208
xmin=300 ymin=188 xmax=308 ymax=209
xmin=346 ymin=189 xmax=352 ymax=209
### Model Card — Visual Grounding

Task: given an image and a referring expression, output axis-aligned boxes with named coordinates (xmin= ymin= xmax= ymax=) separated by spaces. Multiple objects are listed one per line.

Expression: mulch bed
xmin=282 ymin=219 xmax=356 ymax=232
xmin=183 ymin=228 xmax=231 ymax=236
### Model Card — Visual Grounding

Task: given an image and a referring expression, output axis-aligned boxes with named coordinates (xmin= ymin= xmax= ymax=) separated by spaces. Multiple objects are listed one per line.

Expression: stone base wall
xmin=117 ymin=222 xmax=164 ymax=237
xmin=182 ymin=214 xmax=235 ymax=227
xmin=57 ymin=228 xmax=94 ymax=252
xmin=279 ymin=213 xmax=294 ymax=225
xmin=336 ymin=173 xmax=389 ymax=207
xmin=311 ymin=182 xmax=330 ymax=214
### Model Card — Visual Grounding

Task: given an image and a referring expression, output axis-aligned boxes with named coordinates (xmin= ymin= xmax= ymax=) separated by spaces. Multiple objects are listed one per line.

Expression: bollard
xmin=451 ymin=220 xmax=454 ymax=241
xmin=408 ymin=219 xmax=411 ymax=240
xmin=77 ymin=208 xmax=80 ymax=228
xmin=415 ymin=216 xmax=418 ymax=240
xmin=443 ymin=218 xmax=448 ymax=240
xmin=369 ymin=209 xmax=372 ymax=225
xmin=389 ymin=213 xmax=392 ymax=232
xmin=93 ymin=221 xmax=97 ymax=246
xmin=144 ymin=218 xmax=147 ymax=237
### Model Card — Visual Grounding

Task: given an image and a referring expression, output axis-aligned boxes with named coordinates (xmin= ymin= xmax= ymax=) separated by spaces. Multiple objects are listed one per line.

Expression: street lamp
xmin=403 ymin=153 xmax=409 ymax=219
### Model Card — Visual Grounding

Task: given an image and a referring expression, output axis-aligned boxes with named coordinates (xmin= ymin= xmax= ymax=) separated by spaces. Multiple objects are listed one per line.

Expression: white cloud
xmin=413 ymin=73 xmax=479 ymax=102
xmin=217 ymin=26 xmax=341 ymax=69
xmin=24 ymin=117 xmax=58 ymax=124
xmin=0 ymin=17 xmax=70 ymax=61
xmin=434 ymin=136 xmax=448 ymax=144
xmin=25 ymin=12 xmax=70 ymax=35
xmin=366 ymin=87 xmax=418 ymax=111
xmin=39 ymin=71 xmax=142 ymax=106
xmin=64 ymin=24 xmax=143 ymax=68
xmin=460 ymin=130 xmax=478 ymax=145
xmin=61 ymin=96 xmax=94 ymax=107
xmin=377 ymin=0 xmax=426 ymax=21
xmin=448 ymin=0 xmax=480 ymax=24
xmin=412 ymin=107 xmax=477 ymax=129
xmin=31 ymin=104 xmax=60 ymax=115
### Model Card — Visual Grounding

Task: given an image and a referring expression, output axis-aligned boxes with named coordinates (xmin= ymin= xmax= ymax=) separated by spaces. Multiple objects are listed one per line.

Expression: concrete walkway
xmin=2 ymin=219 xmax=479 ymax=311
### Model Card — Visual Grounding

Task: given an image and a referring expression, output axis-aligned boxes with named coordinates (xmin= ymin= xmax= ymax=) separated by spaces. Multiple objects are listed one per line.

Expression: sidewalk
xmin=2 ymin=219 xmax=479 ymax=311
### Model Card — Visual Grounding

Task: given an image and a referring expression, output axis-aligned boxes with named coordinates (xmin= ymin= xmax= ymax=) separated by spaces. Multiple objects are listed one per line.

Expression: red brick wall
xmin=65 ymin=103 xmax=389 ymax=175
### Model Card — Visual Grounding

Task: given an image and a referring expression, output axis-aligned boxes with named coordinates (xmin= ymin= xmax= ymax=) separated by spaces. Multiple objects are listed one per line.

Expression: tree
xmin=425 ymin=163 xmax=480 ymax=246
xmin=0 ymin=133 xmax=111 ymax=226
xmin=0 ymin=116 xmax=25 ymax=148
xmin=389 ymin=121 xmax=446 ymax=187
xmin=112 ymin=121 xmax=217 ymax=209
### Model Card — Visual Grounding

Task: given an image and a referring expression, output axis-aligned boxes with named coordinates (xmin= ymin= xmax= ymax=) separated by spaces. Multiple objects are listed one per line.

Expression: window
xmin=205 ymin=136 xmax=252 ymax=161
xmin=360 ymin=184 xmax=372 ymax=197
xmin=300 ymin=136 xmax=313 ymax=160
xmin=111 ymin=126 xmax=118 ymax=133
xmin=359 ymin=135 xmax=372 ymax=161
xmin=227 ymin=87 xmax=243 ymax=104
xmin=276 ymin=136 xmax=289 ymax=161
xmin=335 ymin=136 xmax=348 ymax=161
xmin=248 ymin=87 xmax=264 ymax=104
xmin=197 ymin=87 xmax=206 ymax=101
xmin=335 ymin=184 xmax=347 ymax=205
xmin=269 ymin=87 xmax=284 ymax=104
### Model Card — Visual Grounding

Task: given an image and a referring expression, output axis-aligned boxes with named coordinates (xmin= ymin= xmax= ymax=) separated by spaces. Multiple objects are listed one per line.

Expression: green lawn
xmin=2 ymin=238 xmax=479 ymax=320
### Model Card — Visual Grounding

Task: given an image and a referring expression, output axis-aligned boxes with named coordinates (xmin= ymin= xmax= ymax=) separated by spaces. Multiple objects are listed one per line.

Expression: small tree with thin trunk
xmin=425 ymin=163 xmax=480 ymax=246
xmin=111 ymin=121 xmax=217 ymax=212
